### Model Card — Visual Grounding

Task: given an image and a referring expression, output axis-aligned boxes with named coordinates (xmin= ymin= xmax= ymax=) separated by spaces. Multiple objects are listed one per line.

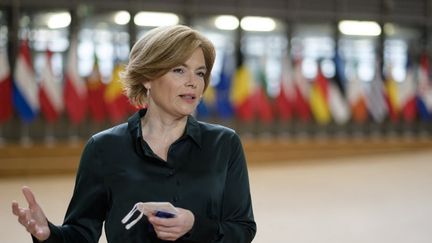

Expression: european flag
xmin=13 ymin=40 xmax=39 ymax=123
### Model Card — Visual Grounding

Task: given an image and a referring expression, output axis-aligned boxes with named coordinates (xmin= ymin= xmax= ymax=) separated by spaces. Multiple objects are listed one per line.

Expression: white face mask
xmin=121 ymin=202 xmax=146 ymax=230
xmin=121 ymin=202 xmax=178 ymax=230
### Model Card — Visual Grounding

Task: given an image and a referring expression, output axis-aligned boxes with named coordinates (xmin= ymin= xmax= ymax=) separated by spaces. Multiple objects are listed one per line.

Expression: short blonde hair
xmin=121 ymin=25 xmax=216 ymax=107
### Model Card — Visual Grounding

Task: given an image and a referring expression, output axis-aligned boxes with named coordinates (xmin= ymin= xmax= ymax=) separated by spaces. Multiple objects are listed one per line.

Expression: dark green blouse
xmin=38 ymin=109 xmax=256 ymax=243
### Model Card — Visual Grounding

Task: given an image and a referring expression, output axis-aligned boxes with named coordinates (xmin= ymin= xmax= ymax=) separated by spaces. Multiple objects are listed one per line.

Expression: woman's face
xmin=145 ymin=48 xmax=207 ymax=117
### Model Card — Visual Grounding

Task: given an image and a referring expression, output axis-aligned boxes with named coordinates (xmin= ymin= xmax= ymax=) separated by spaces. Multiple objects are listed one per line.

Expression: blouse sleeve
xmin=36 ymin=137 xmax=108 ymax=243
xmin=185 ymin=133 xmax=257 ymax=243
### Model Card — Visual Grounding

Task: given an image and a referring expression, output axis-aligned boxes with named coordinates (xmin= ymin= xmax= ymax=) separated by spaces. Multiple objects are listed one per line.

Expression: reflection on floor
xmin=1 ymin=150 xmax=432 ymax=243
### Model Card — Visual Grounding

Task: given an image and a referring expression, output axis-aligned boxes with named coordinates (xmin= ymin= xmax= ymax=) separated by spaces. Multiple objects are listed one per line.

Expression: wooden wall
xmin=1 ymin=137 xmax=432 ymax=177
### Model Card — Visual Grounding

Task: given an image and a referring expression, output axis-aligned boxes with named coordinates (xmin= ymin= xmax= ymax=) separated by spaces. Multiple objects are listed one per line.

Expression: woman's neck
xmin=140 ymin=109 xmax=188 ymax=160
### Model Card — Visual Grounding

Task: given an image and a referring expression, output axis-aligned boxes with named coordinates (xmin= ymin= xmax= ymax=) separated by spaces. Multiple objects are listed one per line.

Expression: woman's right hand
xmin=12 ymin=186 xmax=50 ymax=241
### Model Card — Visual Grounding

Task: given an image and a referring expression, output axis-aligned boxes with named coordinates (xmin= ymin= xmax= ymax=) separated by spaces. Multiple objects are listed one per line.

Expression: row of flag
xmin=199 ymin=52 xmax=432 ymax=126
xmin=0 ymin=40 xmax=136 ymax=126
xmin=1 ymin=40 xmax=432 ymax=128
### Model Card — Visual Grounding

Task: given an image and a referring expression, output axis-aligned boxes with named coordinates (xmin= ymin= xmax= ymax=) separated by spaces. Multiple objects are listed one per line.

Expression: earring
xmin=146 ymin=88 xmax=150 ymax=96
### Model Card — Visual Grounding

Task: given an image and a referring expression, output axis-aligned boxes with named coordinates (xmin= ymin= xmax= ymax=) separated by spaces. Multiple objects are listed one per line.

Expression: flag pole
xmin=0 ymin=125 xmax=5 ymax=147
xmin=44 ymin=122 xmax=56 ymax=147
xmin=20 ymin=122 xmax=32 ymax=147
xmin=68 ymin=123 xmax=80 ymax=147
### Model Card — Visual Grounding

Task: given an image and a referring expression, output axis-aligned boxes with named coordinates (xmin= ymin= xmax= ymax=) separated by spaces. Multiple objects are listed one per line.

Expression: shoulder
xmin=198 ymin=120 xmax=235 ymax=134
xmin=197 ymin=121 xmax=241 ymax=143
xmin=91 ymin=122 xmax=130 ymax=144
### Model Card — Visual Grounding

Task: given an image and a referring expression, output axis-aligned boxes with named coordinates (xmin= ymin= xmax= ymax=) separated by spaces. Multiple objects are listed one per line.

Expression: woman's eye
xmin=173 ymin=68 xmax=184 ymax=74
xmin=197 ymin=71 xmax=206 ymax=78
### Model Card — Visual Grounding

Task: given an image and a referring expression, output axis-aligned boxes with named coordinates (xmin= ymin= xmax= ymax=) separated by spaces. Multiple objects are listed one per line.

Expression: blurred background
xmin=1 ymin=0 xmax=432 ymax=242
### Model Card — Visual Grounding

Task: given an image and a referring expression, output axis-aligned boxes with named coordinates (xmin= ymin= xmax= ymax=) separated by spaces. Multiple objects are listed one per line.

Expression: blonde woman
xmin=12 ymin=25 xmax=256 ymax=243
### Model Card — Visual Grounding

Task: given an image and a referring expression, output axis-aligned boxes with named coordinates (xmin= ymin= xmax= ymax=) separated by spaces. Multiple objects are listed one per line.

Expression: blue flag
xmin=215 ymin=53 xmax=234 ymax=119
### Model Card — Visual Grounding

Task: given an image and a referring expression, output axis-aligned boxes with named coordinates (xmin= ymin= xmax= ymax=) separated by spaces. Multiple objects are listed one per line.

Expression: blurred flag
xmin=328 ymin=54 xmax=350 ymax=125
xmin=64 ymin=38 xmax=87 ymax=125
xmin=215 ymin=53 xmax=234 ymax=119
xmin=275 ymin=55 xmax=294 ymax=121
xmin=104 ymin=63 xmax=133 ymax=123
xmin=196 ymin=71 xmax=216 ymax=118
xmin=384 ymin=66 xmax=400 ymax=122
xmin=196 ymin=98 xmax=210 ymax=118
xmin=0 ymin=48 xmax=13 ymax=123
xmin=309 ymin=63 xmax=331 ymax=125
xmin=13 ymin=40 xmax=39 ymax=122
xmin=292 ymin=59 xmax=312 ymax=122
xmin=38 ymin=51 xmax=63 ymax=123
xmin=333 ymin=51 xmax=347 ymax=95
xmin=416 ymin=52 xmax=432 ymax=121
xmin=365 ymin=61 xmax=388 ymax=123
xmin=346 ymin=67 xmax=368 ymax=124
xmin=328 ymin=83 xmax=350 ymax=125
xmin=86 ymin=56 xmax=107 ymax=123
xmin=230 ymin=64 xmax=254 ymax=121
xmin=253 ymin=67 xmax=274 ymax=124
xmin=398 ymin=58 xmax=417 ymax=123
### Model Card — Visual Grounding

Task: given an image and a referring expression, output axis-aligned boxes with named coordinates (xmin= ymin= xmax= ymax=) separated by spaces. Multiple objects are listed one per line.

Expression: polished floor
xmin=1 ymin=150 xmax=432 ymax=243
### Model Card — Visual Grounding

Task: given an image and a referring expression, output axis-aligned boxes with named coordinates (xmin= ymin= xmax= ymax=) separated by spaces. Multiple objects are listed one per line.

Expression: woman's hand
xmin=11 ymin=186 xmax=50 ymax=241
xmin=148 ymin=207 xmax=195 ymax=241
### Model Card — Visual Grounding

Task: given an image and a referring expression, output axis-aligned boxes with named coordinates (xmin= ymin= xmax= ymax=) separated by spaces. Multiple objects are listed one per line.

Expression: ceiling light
xmin=114 ymin=11 xmax=130 ymax=25
xmin=134 ymin=12 xmax=179 ymax=27
xmin=338 ymin=20 xmax=381 ymax=36
xmin=47 ymin=12 xmax=71 ymax=29
xmin=214 ymin=15 xmax=239 ymax=30
xmin=240 ymin=16 xmax=276 ymax=32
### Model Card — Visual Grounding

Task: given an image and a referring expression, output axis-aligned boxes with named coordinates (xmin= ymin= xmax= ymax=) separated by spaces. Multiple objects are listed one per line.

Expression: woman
xmin=12 ymin=25 xmax=256 ymax=243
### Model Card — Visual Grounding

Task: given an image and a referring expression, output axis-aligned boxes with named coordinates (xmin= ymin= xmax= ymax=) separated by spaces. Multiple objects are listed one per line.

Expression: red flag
xmin=64 ymin=38 xmax=87 ymax=125
xmin=275 ymin=81 xmax=293 ymax=121
xmin=0 ymin=48 xmax=13 ymax=123
xmin=236 ymin=95 xmax=255 ymax=122
xmin=38 ymin=51 xmax=63 ymax=123
xmin=400 ymin=65 xmax=417 ymax=123
xmin=87 ymin=57 xmax=106 ymax=123
xmin=275 ymin=57 xmax=294 ymax=121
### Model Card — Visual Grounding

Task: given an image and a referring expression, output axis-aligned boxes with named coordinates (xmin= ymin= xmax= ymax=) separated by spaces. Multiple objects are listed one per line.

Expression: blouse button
xmin=167 ymin=169 xmax=175 ymax=177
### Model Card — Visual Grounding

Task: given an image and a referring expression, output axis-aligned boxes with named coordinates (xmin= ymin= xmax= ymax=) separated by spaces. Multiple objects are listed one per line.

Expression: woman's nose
xmin=186 ymin=74 xmax=197 ymax=88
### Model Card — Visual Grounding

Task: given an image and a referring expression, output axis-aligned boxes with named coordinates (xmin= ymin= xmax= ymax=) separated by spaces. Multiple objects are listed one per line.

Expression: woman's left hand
xmin=148 ymin=207 xmax=194 ymax=241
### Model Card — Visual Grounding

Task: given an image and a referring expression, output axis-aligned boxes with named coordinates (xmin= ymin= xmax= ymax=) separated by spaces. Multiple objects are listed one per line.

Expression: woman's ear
xmin=143 ymin=81 xmax=151 ymax=90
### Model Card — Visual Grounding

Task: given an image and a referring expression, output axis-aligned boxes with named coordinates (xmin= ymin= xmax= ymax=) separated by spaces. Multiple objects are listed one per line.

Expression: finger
xmin=153 ymin=225 xmax=174 ymax=234
xmin=149 ymin=216 xmax=177 ymax=227
xmin=12 ymin=202 xmax=27 ymax=220
xmin=22 ymin=186 xmax=37 ymax=208
xmin=11 ymin=201 xmax=20 ymax=216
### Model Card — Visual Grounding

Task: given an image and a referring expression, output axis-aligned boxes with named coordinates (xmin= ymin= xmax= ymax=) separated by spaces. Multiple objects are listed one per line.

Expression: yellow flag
xmin=230 ymin=65 xmax=252 ymax=106
xmin=309 ymin=84 xmax=331 ymax=125
xmin=385 ymin=77 xmax=399 ymax=112
xmin=203 ymin=82 xmax=215 ymax=105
